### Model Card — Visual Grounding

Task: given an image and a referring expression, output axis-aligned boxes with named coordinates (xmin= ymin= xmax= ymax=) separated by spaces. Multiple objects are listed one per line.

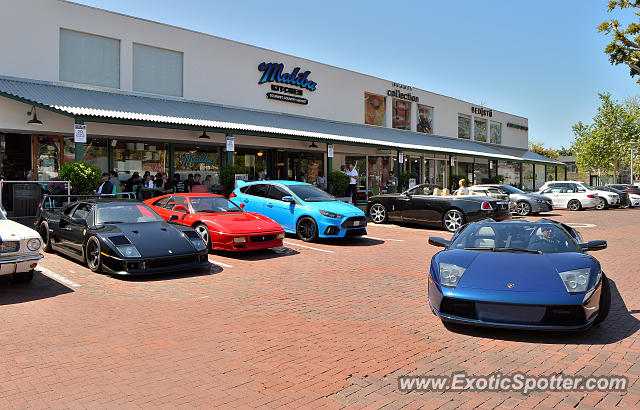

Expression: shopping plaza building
xmin=0 ymin=0 xmax=564 ymax=199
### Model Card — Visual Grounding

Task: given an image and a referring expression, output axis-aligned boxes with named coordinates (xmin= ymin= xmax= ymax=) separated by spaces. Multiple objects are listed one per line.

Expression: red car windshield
xmin=189 ymin=197 xmax=242 ymax=213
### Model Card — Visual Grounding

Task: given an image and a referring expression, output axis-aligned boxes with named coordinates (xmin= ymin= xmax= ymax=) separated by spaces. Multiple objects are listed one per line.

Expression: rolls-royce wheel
xmin=568 ymin=199 xmax=582 ymax=211
xmin=194 ymin=223 xmax=212 ymax=249
xmin=596 ymin=197 xmax=608 ymax=210
xmin=594 ymin=274 xmax=611 ymax=325
xmin=12 ymin=269 xmax=34 ymax=284
xmin=443 ymin=209 xmax=465 ymax=232
xmin=85 ymin=236 xmax=103 ymax=273
xmin=369 ymin=203 xmax=388 ymax=224
xmin=515 ymin=201 xmax=532 ymax=216
xmin=39 ymin=221 xmax=53 ymax=253
xmin=296 ymin=216 xmax=318 ymax=242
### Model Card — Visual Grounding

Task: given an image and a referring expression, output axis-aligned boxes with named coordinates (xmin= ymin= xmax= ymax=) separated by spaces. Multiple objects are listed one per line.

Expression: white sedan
xmin=0 ymin=213 xmax=43 ymax=283
xmin=630 ymin=193 xmax=640 ymax=207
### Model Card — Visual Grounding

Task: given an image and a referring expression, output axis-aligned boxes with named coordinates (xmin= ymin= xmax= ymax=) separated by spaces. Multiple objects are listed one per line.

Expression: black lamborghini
xmin=35 ymin=198 xmax=209 ymax=275
xmin=367 ymin=184 xmax=512 ymax=232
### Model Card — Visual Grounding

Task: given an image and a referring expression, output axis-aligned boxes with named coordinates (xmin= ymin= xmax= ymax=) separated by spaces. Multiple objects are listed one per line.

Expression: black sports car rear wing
xmin=40 ymin=193 xmax=137 ymax=210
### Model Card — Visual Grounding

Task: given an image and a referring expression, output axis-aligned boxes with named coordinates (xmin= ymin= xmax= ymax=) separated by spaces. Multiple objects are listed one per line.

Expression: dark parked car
xmin=427 ymin=219 xmax=610 ymax=330
xmin=367 ymin=184 xmax=511 ymax=232
xmin=35 ymin=197 xmax=209 ymax=275
xmin=606 ymin=184 xmax=640 ymax=196
xmin=595 ymin=186 xmax=630 ymax=209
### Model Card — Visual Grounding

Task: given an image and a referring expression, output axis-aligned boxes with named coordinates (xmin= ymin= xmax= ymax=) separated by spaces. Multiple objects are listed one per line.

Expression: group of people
xmin=96 ymin=171 xmax=215 ymax=198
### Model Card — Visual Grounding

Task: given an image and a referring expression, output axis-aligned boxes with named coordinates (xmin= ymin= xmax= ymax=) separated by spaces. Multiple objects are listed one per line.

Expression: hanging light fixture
xmin=257 ymin=151 xmax=264 ymax=157
xmin=309 ymin=141 xmax=318 ymax=148
xmin=199 ymin=131 xmax=210 ymax=139
xmin=27 ymin=105 xmax=43 ymax=125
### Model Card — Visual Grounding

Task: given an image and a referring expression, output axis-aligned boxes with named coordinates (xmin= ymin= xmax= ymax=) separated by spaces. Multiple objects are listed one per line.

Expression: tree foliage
xmin=598 ymin=0 xmax=640 ymax=83
xmin=528 ymin=141 xmax=559 ymax=160
xmin=59 ymin=161 xmax=102 ymax=195
xmin=571 ymin=93 xmax=640 ymax=180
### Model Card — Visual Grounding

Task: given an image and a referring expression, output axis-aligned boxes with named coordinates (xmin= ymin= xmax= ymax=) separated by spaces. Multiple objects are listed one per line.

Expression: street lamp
xmin=631 ymin=142 xmax=638 ymax=185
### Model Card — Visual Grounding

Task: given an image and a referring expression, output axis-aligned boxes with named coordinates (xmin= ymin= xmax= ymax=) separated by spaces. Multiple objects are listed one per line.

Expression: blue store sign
xmin=258 ymin=62 xmax=317 ymax=105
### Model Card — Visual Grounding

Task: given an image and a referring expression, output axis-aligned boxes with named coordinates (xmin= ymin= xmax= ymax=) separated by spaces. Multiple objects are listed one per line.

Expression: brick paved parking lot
xmin=1 ymin=208 xmax=640 ymax=408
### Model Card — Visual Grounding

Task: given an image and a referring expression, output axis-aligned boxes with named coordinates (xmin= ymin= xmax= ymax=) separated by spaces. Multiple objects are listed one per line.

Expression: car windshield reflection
xmin=288 ymin=185 xmax=336 ymax=202
xmin=189 ymin=197 xmax=242 ymax=213
xmin=96 ymin=204 xmax=162 ymax=224
xmin=451 ymin=223 xmax=580 ymax=254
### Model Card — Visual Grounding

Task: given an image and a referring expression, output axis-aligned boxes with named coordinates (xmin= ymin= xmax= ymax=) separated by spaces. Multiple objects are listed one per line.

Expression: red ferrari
xmin=145 ymin=193 xmax=285 ymax=251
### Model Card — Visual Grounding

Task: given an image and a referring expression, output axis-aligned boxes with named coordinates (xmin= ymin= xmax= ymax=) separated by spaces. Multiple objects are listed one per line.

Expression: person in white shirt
xmin=456 ymin=178 xmax=469 ymax=196
xmin=346 ymin=163 xmax=359 ymax=204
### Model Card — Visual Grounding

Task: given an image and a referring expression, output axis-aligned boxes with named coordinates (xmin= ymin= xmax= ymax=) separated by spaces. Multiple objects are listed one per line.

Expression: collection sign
xmin=258 ymin=62 xmax=317 ymax=105
xmin=387 ymin=82 xmax=419 ymax=102
xmin=73 ymin=124 xmax=87 ymax=143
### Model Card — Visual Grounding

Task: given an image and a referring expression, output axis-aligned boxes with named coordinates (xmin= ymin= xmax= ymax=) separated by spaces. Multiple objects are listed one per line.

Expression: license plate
xmin=353 ymin=221 xmax=360 ymax=226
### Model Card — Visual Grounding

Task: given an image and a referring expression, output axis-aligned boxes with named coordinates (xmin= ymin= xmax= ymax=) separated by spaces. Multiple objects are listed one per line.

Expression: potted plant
xmin=59 ymin=161 xmax=102 ymax=195
xmin=328 ymin=171 xmax=350 ymax=201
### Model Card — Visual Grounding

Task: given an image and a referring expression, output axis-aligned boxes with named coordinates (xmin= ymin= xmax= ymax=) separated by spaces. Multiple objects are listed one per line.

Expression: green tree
xmin=558 ymin=146 xmax=574 ymax=156
xmin=571 ymin=93 xmax=640 ymax=181
xmin=59 ymin=161 xmax=102 ymax=195
xmin=528 ymin=141 xmax=559 ymax=160
xmin=598 ymin=1 xmax=640 ymax=83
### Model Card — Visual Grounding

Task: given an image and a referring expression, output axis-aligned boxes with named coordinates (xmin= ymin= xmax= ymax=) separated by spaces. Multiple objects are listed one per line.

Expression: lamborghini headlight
xmin=439 ymin=263 xmax=467 ymax=288
xmin=117 ymin=244 xmax=141 ymax=258
xmin=557 ymin=268 xmax=591 ymax=293
xmin=27 ymin=238 xmax=41 ymax=251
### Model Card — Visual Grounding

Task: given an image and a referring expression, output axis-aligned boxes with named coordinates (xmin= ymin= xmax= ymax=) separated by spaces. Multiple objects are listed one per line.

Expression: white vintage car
xmin=0 ymin=212 xmax=43 ymax=283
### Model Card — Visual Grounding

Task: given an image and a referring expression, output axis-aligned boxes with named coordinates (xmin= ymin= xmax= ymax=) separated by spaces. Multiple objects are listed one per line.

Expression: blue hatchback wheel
xmin=296 ymin=216 xmax=318 ymax=242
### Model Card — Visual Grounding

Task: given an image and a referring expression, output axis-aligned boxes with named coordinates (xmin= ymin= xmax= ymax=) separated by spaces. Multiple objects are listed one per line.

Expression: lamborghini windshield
xmin=96 ymin=203 xmax=163 ymax=224
xmin=450 ymin=223 xmax=580 ymax=254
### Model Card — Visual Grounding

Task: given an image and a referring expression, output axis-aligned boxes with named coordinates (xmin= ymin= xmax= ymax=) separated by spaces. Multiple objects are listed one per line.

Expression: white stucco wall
xmin=0 ymin=0 xmax=529 ymax=149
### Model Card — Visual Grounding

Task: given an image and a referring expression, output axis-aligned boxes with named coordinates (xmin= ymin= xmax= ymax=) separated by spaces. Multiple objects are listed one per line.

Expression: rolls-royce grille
xmin=341 ymin=216 xmax=367 ymax=228
xmin=250 ymin=234 xmax=277 ymax=242
xmin=0 ymin=241 xmax=20 ymax=253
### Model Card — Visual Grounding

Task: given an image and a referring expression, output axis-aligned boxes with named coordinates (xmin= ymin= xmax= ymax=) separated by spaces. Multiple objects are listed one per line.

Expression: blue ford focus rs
xmin=231 ymin=181 xmax=366 ymax=242
xmin=427 ymin=220 xmax=611 ymax=330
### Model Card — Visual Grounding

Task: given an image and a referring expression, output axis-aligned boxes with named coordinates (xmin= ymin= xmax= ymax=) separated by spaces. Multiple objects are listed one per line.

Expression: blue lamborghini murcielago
xmin=427 ymin=219 xmax=610 ymax=330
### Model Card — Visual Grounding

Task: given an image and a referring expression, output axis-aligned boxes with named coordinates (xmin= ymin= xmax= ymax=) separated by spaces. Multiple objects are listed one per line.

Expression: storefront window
xmin=535 ymin=164 xmax=545 ymax=190
xmin=35 ymin=135 xmax=63 ymax=180
xmin=498 ymin=161 xmax=520 ymax=187
xmin=474 ymin=118 xmax=487 ymax=142
xmin=417 ymin=104 xmax=433 ymax=134
xmin=175 ymin=145 xmax=220 ymax=184
xmin=546 ymin=165 xmax=557 ymax=181
xmin=458 ymin=115 xmax=471 ymax=139
xmin=424 ymin=157 xmax=448 ymax=186
xmin=490 ymin=121 xmax=502 ymax=144
xmin=454 ymin=156 xmax=474 ymax=185
xmin=114 ymin=140 xmax=167 ymax=178
xmin=364 ymin=92 xmax=386 ymax=126
xmin=300 ymin=152 xmax=323 ymax=185
xmin=522 ymin=163 xmax=534 ymax=191
xmin=64 ymin=137 xmax=108 ymax=173
xmin=392 ymin=98 xmax=411 ymax=130
xmin=474 ymin=158 xmax=489 ymax=184
xmin=234 ymin=148 xmax=267 ymax=181
xmin=368 ymin=156 xmax=390 ymax=194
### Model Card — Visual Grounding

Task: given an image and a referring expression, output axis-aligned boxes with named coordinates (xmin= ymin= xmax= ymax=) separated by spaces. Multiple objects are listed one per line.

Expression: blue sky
xmin=74 ymin=0 xmax=637 ymax=149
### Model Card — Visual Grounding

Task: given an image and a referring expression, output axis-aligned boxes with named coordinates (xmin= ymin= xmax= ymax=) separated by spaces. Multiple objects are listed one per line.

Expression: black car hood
xmin=99 ymin=222 xmax=196 ymax=258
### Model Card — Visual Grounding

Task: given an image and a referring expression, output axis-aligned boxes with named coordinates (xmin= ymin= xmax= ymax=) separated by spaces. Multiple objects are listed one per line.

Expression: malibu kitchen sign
xmin=257 ymin=62 xmax=318 ymax=105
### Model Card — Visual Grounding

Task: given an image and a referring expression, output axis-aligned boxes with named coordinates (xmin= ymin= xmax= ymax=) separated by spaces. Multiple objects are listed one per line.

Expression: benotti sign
xmin=257 ymin=62 xmax=317 ymax=105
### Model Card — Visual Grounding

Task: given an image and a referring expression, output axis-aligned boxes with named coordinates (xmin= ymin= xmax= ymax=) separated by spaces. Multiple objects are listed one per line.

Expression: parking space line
xmin=371 ymin=225 xmax=453 ymax=235
xmin=565 ymin=223 xmax=597 ymax=228
xmin=365 ymin=236 xmax=405 ymax=242
xmin=283 ymin=241 xmax=334 ymax=253
xmin=39 ymin=267 xmax=81 ymax=288
xmin=208 ymin=258 xmax=234 ymax=268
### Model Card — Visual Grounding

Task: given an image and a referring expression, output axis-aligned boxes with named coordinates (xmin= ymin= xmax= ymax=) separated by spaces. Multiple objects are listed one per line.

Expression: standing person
xmin=109 ymin=171 xmax=120 ymax=189
xmin=185 ymin=173 xmax=194 ymax=192
xmin=386 ymin=171 xmax=398 ymax=194
xmin=191 ymin=174 xmax=202 ymax=190
xmin=96 ymin=173 xmax=114 ymax=195
xmin=158 ymin=173 xmax=173 ymax=193
xmin=456 ymin=178 xmax=469 ymax=196
xmin=346 ymin=162 xmax=359 ymax=204
xmin=316 ymin=171 xmax=327 ymax=190
xmin=203 ymin=175 xmax=212 ymax=191
xmin=174 ymin=173 xmax=186 ymax=193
